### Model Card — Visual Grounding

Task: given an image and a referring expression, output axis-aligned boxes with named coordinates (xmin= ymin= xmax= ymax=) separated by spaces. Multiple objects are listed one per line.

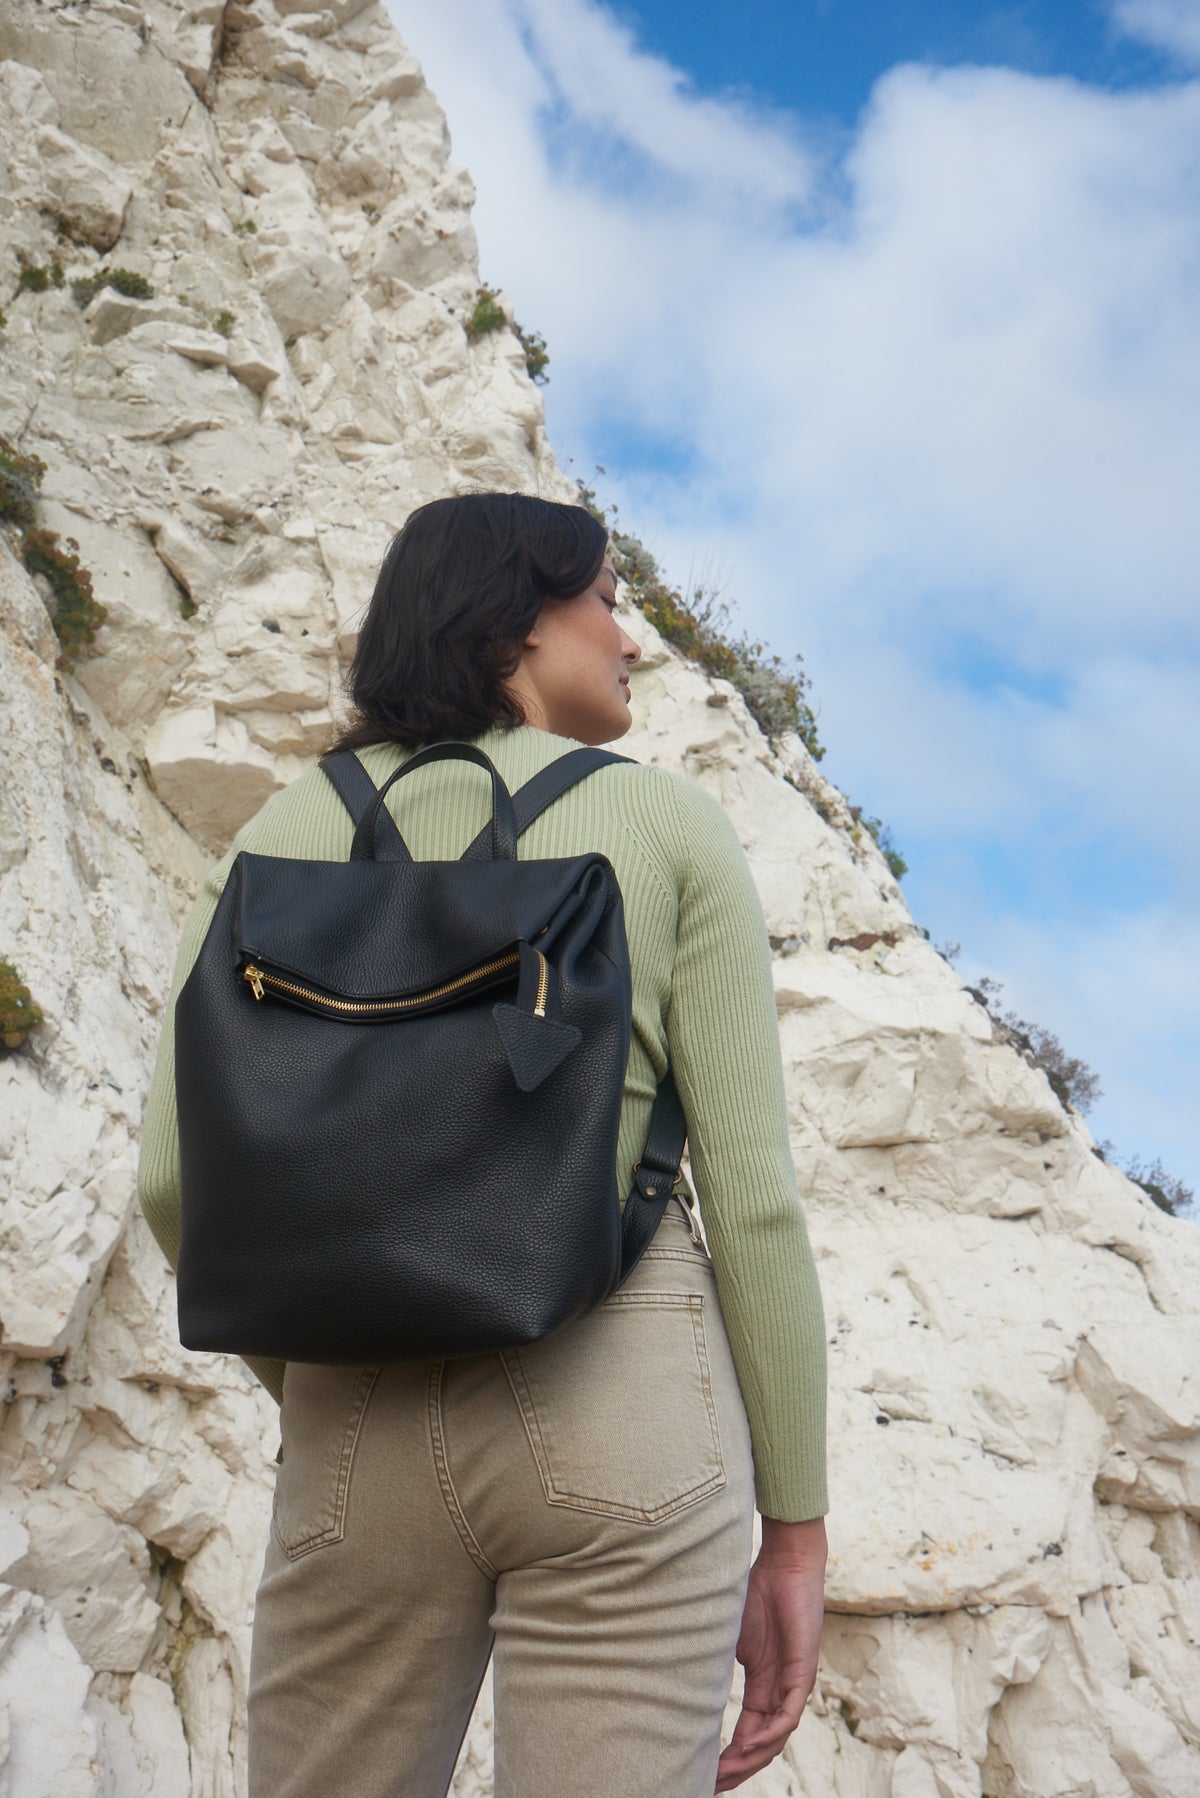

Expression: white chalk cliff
xmin=0 ymin=3 xmax=1197 ymax=1793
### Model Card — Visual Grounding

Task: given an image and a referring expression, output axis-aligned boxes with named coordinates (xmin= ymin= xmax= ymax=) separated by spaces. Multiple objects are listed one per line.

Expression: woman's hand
xmin=714 ymin=1514 xmax=827 ymax=1793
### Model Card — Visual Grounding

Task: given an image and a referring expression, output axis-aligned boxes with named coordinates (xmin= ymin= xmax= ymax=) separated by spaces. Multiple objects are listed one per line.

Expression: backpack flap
xmin=231 ymin=849 xmax=617 ymax=1013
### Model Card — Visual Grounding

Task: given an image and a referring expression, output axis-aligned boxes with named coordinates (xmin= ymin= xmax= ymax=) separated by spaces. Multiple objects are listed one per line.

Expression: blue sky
xmin=391 ymin=0 xmax=1200 ymax=1211
xmin=605 ymin=1 xmax=1181 ymax=125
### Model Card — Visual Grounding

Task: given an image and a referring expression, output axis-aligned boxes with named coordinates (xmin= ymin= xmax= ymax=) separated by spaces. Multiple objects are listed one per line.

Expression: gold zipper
xmin=242 ymin=943 xmax=549 ymax=1017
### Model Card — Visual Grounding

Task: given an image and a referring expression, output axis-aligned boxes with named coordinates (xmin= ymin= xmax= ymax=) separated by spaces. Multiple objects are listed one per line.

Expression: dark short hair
xmin=330 ymin=492 xmax=610 ymax=752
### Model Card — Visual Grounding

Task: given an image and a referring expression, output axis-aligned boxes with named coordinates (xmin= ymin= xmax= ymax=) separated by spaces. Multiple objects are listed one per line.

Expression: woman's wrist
xmin=758 ymin=1513 xmax=828 ymax=1565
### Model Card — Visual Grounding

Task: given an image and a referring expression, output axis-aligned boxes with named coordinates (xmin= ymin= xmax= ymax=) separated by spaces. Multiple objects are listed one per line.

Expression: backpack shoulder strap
xmin=618 ymin=1066 xmax=688 ymax=1286
xmin=459 ymin=746 xmax=636 ymax=861
xmin=319 ymin=749 xmax=407 ymax=852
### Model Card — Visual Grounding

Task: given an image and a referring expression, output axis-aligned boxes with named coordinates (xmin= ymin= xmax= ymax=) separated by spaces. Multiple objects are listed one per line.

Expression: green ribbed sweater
xmin=137 ymin=720 xmax=828 ymax=1521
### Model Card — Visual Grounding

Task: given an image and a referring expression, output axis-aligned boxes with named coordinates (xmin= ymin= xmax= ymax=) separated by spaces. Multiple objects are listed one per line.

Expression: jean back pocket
xmin=272 ymin=1363 xmax=380 ymax=1559
xmin=502 ymin=1291 xmax=725 ymax=1524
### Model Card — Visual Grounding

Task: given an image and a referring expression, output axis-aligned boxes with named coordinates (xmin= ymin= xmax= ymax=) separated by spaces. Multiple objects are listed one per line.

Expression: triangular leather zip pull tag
xmin=492 ymin=1002 xmax=582 ymax=1092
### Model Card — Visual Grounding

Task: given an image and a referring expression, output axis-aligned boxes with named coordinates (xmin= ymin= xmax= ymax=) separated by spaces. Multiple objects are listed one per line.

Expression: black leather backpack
xmin=173 ymin=738 xmax=687 ymax=1363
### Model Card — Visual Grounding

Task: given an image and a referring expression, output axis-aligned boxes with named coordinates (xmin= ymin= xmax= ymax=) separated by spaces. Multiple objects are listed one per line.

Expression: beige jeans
xmin=246 ymin=1201 xmax=756 ymax=1797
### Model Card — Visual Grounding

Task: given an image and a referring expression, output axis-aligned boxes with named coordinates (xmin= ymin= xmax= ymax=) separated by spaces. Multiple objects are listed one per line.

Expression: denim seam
xmin=499 ymin=1347 xmax=553 ymax=1507
xmin=277 ymin=1364 xmax=380 ymax=1560
xmin=427 ymin=1362 xmax=499 ymax=1581
xmin=689 ymin=1297 xmax=724 ymax=1472
xmin=639 ymin=1246 xmax=714 ymax=1267
xmin=502 ymin=1295 xmax=727 ymax=1525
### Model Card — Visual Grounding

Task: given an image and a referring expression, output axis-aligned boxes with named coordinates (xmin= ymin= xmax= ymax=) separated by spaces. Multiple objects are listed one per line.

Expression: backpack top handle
xmin=347 ymin=740 xmax=519 ymax=863
xmin=323 ymin=741 xmax=638 ymax=865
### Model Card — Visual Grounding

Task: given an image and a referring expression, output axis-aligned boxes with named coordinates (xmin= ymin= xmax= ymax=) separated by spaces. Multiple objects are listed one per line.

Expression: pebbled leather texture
xmin=174 ymin=740 xmax=685 ymax=1363
xmin=491 ymin=1003 xmax=582 ymax=1092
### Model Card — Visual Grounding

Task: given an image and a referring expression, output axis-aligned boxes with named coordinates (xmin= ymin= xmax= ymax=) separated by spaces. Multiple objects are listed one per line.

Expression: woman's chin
xmin=561 ymin=696 xmax=635 ymax=745
xmin=607 ymin=698 xmax=635 ymax=741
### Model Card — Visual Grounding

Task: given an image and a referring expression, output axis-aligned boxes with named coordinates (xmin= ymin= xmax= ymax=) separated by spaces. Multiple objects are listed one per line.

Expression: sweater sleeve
xmin=662 ymin=774 xmax=828 ymax=1521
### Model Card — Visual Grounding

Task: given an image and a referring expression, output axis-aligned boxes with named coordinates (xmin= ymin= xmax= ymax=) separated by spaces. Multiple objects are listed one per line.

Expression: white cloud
xmin=511 ymin=0 xmax=816 ymax=212
xmin=391 ymin=0 xmax=1200 ymax=1194
xmin=1113 ymin=0 xmax=1200 ymax=67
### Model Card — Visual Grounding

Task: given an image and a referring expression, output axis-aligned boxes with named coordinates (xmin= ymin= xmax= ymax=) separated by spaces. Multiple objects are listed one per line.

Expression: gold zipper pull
xmin=532 ymin=946 xmax=549 ymax=1018
xmin=243 ymin=964 xmax=265 ymax=1001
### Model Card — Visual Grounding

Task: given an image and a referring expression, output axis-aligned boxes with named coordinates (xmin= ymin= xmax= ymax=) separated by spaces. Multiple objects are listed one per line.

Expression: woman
xmin=138 ymin=492 xmax=829 ymax=1796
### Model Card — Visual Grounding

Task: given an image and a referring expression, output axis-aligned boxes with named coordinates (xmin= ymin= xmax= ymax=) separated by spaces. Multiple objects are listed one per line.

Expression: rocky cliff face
xmin=0 ymin=4 xmax=1196 ymax=1794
